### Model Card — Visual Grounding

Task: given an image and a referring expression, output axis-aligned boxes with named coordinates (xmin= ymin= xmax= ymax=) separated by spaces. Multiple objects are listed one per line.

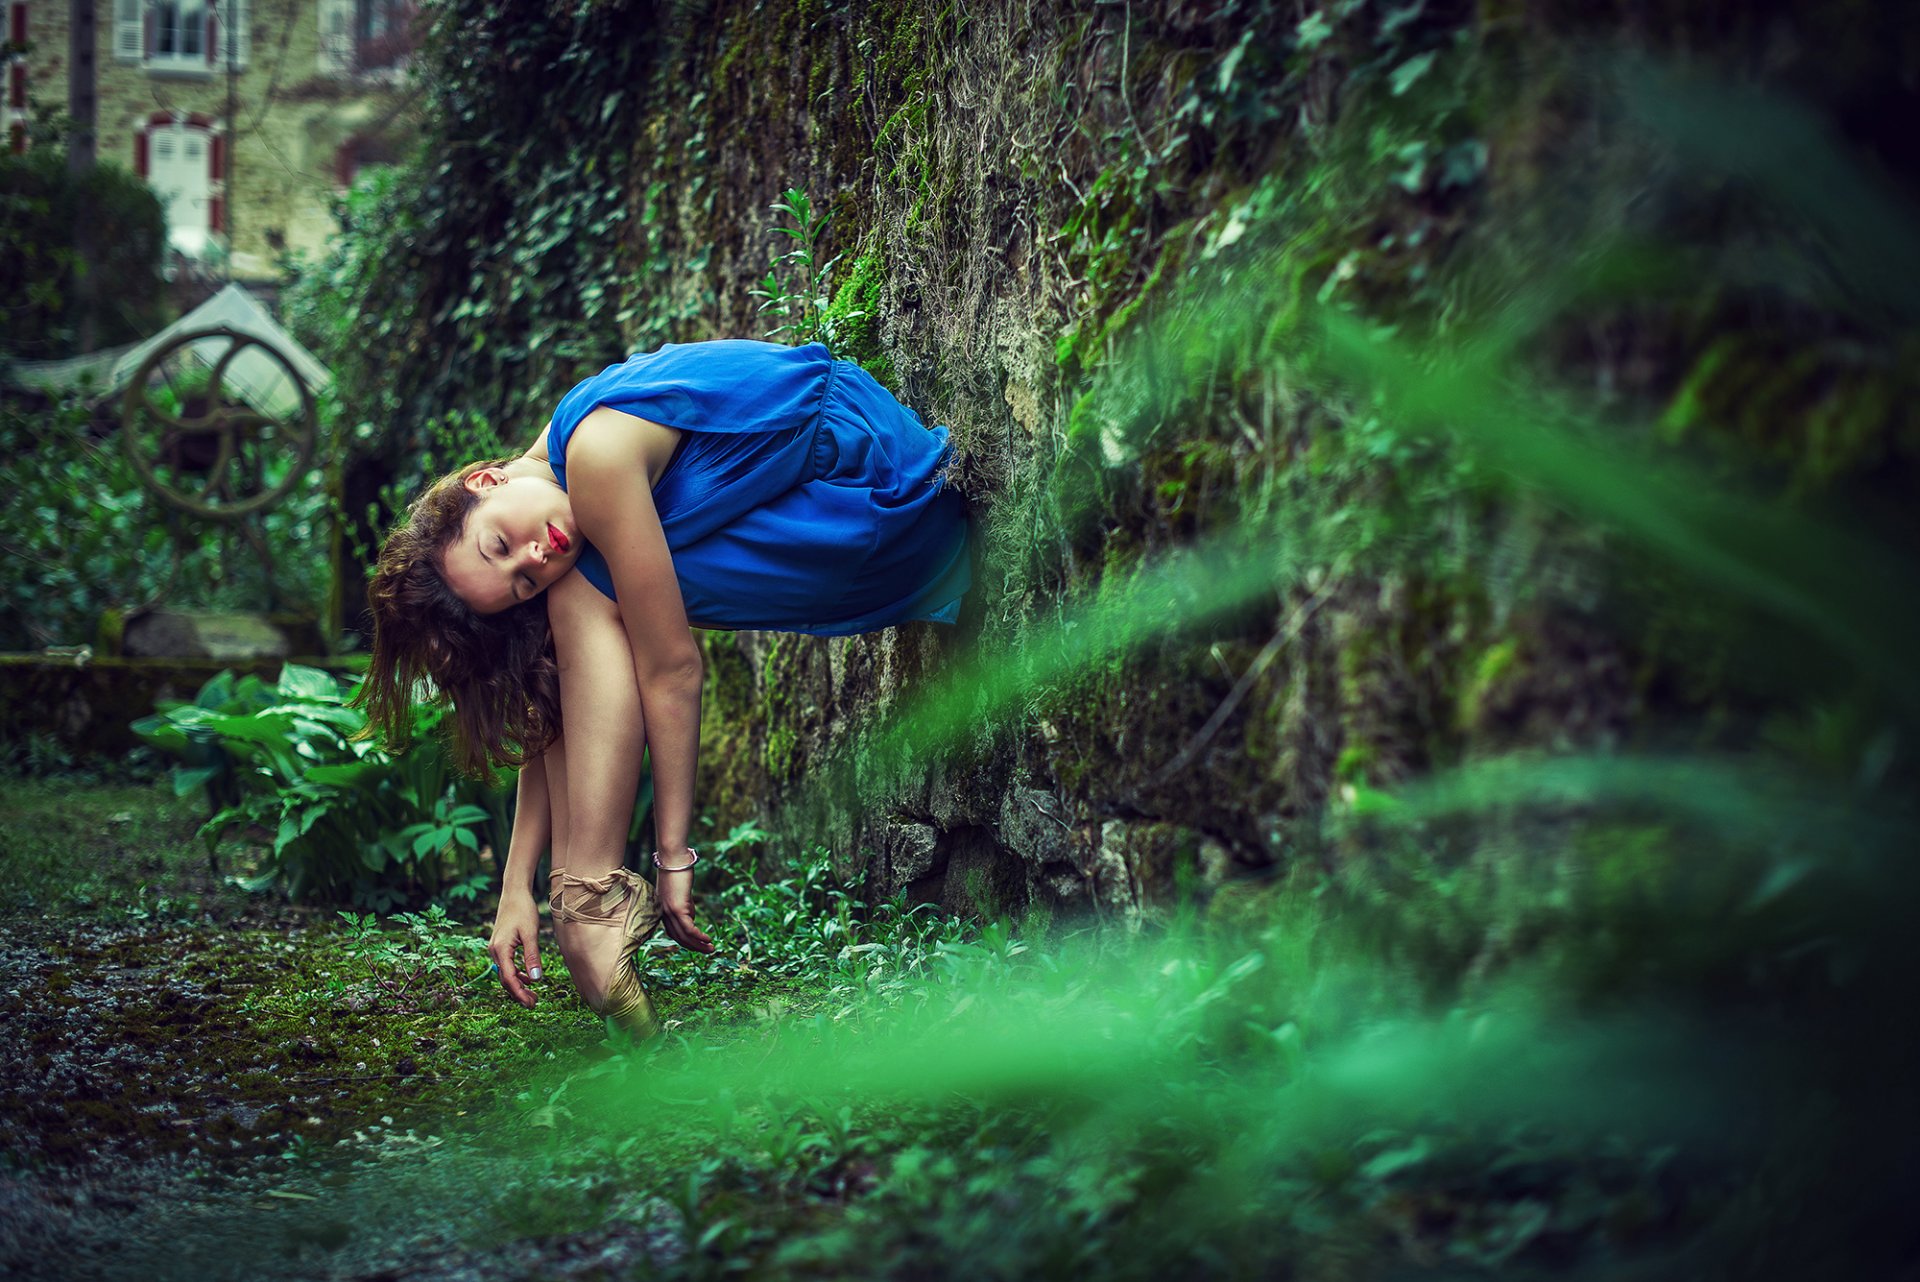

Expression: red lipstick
xmin=547 ymin=522 xmax=570 ymax=554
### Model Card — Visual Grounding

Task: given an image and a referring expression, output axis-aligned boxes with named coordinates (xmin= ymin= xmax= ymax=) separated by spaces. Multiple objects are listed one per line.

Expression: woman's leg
xmin=544 ymin=570 xmax=665 ymax=1034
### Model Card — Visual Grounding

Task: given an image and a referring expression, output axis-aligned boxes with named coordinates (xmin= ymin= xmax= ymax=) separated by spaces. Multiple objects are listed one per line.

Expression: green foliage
xmin=752 ymin=188 xmax=866 ymax=350
xmin=0 ymin=146 xmax=167 ymax=361
xmin=276 ymin=167 xmax=403 ymax=368
xmin=42 ymin=13 xmax=1911 ymax=1278
xmin=820 ymin=249 xmax=893 ymax=384
xmin=276 ymin=0 xmax=686 ymax=558
xmin=117 ymin=806 xmax=1896 ymax=1280
xmin=345 ymin=405 xmax=523 ymax=574
xmin=334 ymin=903 xmax=491 ymax=1010
xmin=702 ymin=844 xmax=969 ymax=990
xmin=132 ymin=664 xmax=511 ymax=909
xmin=0 ymin=394 xmax=332 ymax=649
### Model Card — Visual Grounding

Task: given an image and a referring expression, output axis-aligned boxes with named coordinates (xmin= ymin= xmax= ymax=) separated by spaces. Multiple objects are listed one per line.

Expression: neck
xmin=503 ymin=453 xmax=555 ymax=485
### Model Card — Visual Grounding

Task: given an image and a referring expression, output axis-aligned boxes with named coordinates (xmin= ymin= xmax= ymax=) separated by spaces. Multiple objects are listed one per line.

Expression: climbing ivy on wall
xmin=0 ymin=148 xmax=168 ymax=362
xmin=291 ymin=0 xmax=1920 ymax=895
xmin=282 ymin=0 xmax=701 ymax=578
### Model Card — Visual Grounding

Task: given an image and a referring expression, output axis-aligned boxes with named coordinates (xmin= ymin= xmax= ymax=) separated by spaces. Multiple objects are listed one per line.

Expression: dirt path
xmin=0 ymin=778 xmax=747 ymax=1279
xmin=0 ymin=906 xmax=692 ymax=1281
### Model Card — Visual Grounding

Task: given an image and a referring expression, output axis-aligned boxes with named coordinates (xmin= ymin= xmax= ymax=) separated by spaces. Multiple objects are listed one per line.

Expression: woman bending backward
xmin=355 ymin=341 xmax=971 ymax=1036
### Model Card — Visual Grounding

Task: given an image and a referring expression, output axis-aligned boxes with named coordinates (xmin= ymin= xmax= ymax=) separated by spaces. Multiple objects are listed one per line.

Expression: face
xmin=438 ymin=469 xmax=582 ymax=615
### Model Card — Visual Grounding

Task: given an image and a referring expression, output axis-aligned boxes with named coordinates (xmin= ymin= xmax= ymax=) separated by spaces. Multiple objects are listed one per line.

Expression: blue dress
xmin=546 ymin=340 xmax=971 ymax=636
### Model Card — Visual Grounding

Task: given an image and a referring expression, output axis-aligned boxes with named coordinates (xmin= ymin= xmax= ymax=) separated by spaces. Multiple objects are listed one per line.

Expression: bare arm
xmin=566 ymin=408 xmax=713 ymax=952
xmin=488 ymin=754 xmax=550 ymax=1007
xmin=499 ymin=754 xmax=551 ymax=899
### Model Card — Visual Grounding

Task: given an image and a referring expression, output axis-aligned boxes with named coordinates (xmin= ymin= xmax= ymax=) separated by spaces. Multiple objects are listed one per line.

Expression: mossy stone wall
xmin=414 ymin=0 xmax=1920 ymax=920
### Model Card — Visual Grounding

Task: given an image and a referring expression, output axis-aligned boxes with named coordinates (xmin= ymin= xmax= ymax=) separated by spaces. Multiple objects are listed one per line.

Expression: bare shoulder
xmin=569 ymin=407 xmax=681 ymax=487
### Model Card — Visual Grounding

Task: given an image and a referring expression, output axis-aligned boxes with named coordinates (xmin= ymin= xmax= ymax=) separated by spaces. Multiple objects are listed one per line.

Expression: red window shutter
xmin=206 ymin=9 xmax=216 ymax=64
xmin=134 ymin=130 xmax=148 ymax=176
xmin=12 ymin=121 xmax=27 ymax=154
xmin=8 ymin=5 xmax=25 ymax=48
xmin=7 ymin=63 xmax=23 ymax=110
xmin=209 ymin=195 xmax=224 ymax=234
xmin=209 ymin=133 xmax=223 ymax=181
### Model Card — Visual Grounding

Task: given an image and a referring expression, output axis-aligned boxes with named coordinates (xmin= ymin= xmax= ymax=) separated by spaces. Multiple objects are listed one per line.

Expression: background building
xmin=6 ymin=0 xmax=417 ymax=281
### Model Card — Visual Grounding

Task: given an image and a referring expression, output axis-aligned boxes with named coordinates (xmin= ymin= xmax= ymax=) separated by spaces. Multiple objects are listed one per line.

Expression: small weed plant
xmin=662 ymin=840 xmax=972 ymax=1015
xmin=751 ymin=189 xmax=867 ymax=348
xmin=335 ymin=904 xmax=490 ymax=1011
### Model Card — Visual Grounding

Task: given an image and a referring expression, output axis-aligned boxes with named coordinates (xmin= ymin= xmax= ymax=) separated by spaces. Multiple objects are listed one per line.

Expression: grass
xmin=5 ymin=764 xmax=1905 ymax=1280
xmin=3 ymin=702 xmax=1904 ymax=1282
xmin=0 ymin=773 xmax=228 ymax=919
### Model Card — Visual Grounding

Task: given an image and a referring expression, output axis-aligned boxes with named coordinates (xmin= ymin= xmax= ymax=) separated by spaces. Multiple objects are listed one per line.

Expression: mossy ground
xmin=0 ymin=773 xmax=846 ymax=1278
xmin=1 ymin=767 xmax=1909 ymax=1279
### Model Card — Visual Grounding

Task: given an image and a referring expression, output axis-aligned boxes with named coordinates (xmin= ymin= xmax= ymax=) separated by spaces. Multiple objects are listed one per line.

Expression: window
xmin=116 ymin=0 xmax=248 ymax=71
xmin=115 ymin=0 xmax=142 ymax=61
xmin=318 ymin=0 xmax=414 ymax=77
xmin=214 ymin=0 xmax=249 ymax=68
xmin=151 ymin=0 xmax=206 ymax=64
xmin=355 ymin=0 xmax=409 ymax=70
xmin=316 ymin=0 xmax=352 ymax=75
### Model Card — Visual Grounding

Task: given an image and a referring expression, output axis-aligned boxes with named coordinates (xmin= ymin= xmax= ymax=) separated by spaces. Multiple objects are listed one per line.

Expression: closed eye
xmin=494 ymin=535 xmax=531 ymax=601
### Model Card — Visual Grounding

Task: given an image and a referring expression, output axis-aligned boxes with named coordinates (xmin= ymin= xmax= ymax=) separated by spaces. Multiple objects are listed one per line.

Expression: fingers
xmin=488 ymin=935 xmax=538 ymax=1008
xmin=665 ymin=908 xmax=715 ymax=954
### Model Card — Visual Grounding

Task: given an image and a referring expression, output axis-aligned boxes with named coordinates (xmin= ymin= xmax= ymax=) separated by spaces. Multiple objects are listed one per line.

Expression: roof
xmin=6 ymin=285 xmax=333 ymax=417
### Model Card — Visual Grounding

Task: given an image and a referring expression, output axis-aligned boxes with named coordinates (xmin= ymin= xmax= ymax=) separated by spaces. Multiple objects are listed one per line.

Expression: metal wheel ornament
xmin=120 ymin=326 xmax=319 ymax=520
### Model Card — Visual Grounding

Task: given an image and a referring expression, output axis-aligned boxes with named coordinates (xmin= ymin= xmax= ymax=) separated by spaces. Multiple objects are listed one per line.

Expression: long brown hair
xmin=353 ymin=459 xmax=561 ymax=777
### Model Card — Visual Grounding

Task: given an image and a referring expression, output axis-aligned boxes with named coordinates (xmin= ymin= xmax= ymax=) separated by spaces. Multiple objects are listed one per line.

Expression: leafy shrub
xmin=133 ymin=664 xmax=511 ymax=910
xmin=0 ymin=146 xmax=167 ymax=361
xmin=681 ymin=834 xmax=972 ymax=1003
xmin=0 ymin=394 xmax=333 ymax=650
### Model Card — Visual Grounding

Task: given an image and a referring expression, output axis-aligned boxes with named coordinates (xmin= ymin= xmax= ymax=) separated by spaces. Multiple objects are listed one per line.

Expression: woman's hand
xmin=655 ymin=862 xmax=714 ymax=954
xmin=488 ymin=891 xmax=544 ymax=1008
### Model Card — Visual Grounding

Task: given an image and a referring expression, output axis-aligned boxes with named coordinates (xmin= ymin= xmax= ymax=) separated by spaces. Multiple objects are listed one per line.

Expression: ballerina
xmin=355 ymin=339 xmax=971 ymax=1035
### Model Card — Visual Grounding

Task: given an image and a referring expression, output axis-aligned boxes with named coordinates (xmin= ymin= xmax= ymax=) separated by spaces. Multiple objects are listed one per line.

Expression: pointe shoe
xmin=549 ymin=868 xmax=665 ymax=1039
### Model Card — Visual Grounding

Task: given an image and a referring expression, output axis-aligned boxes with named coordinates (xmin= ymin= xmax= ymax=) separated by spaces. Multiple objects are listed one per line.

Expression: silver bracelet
xmin=652 ymin=847 xmax=699 ymax=873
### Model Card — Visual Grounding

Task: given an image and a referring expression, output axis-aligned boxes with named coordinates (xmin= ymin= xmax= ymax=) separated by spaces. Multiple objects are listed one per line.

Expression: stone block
xmin=121 ymin=611 xmax=296 ymax=661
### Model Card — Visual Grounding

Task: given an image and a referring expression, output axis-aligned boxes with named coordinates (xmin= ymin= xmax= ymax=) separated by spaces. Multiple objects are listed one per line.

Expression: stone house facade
xmin=7 ymin=0 xmax=416 ymax=281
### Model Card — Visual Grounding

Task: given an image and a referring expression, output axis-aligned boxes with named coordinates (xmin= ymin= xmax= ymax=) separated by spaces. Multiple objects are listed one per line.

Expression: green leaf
xmin=194 ymin=671 xmax=237 ymax=710
xmin=171 ymin=765 xmax=222 ymax=796
xmin=305 ymin=760 xmax=378 ymax=786
xmin=1361 ymin=1138 xmax=1433 ymax=1181
xmin=1218 ymin=30 xmax=1254 ymax=91
xmin=297 ymin=803 xmax=331 ymax=837
xmin=1389 ymin=50 xmax=1436 ymax=96
xmin=202 ymin=712 xmax=298 ymax=748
